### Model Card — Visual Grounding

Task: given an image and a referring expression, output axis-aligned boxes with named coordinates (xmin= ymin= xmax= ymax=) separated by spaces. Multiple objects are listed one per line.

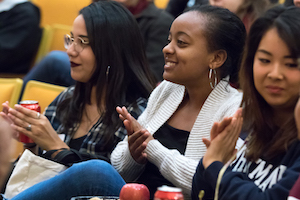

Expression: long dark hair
xmin=239 ymin=5 xmax=300 ymax=161
xmin=57 ymin=0 xmax=155 ymax=151
xmin=186 ymin=5 xmax=246 ymax=85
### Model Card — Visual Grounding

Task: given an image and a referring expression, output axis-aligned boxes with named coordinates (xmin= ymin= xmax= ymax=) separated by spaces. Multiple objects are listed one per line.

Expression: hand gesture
xmin=202 ymin=108 xmax=243 ymax=169
xmin=116 ymin=106 xmax=153 ymax=164
xmin=116 ymin=106 xmax=143 ymax=135
xmin=8 ymin=104 xmax=69 ymax=151
xmin=202 ymin=116 xmax=233 ymax=149
xmin=128 ymin=129 xmax=153 ymax=164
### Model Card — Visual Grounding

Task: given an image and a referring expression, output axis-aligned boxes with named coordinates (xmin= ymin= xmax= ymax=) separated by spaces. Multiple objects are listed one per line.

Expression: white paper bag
xmin=4 ymin=149 xmax=67 ymax=198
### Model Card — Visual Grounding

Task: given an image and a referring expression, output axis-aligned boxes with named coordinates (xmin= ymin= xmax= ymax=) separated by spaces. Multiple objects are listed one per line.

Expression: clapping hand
xmin=116 ymin=106 xmax=153 ymax=164
xmin=202 ymin=108 xmax=243 ymax=169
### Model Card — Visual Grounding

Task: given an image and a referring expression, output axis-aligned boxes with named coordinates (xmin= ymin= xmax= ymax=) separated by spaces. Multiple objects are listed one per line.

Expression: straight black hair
xmin=57 ymin=0 xmax=155 ymax=152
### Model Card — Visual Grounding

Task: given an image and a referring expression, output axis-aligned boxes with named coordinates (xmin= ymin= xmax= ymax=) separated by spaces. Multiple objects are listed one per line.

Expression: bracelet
xmin=43 ymin=148 xmax=68 ymax=159
xmin=51 ymin=148 xmax=69 ymax=159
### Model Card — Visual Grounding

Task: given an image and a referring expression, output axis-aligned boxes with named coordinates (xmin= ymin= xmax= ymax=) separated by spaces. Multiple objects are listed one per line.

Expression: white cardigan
xmin=111 ymin=80 xmax=243 ymax=199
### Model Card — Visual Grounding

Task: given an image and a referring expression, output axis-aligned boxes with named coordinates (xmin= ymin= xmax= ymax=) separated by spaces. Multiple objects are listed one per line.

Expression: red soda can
xmin=154 ymin=186 xmax=184 ymax=200
xmin=19 ymin=100 xmax=41 ymax=144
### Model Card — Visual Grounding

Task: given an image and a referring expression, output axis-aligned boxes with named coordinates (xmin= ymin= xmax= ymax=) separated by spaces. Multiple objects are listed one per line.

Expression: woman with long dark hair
xmin=4 ymin=0 xmax=155 ymax=167
xmin=192 ymin=5 xmax=300 ymax=200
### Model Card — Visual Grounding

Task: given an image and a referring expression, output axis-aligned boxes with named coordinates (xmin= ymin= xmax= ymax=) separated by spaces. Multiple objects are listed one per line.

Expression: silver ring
xmin=36 ymin=112 xmax=41 ymax=119
xmin=25 ymin=124 xmax=32 ymax=132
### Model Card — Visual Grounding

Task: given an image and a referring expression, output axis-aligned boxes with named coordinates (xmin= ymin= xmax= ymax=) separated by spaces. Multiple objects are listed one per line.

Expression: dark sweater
xmin=192 ymin=140 xmax=300 ymax=200
xmin=0 ymin=2 xmax=41 ymax=73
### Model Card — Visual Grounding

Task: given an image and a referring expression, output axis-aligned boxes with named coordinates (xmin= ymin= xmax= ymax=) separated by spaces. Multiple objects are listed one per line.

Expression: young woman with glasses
xmin=2 ymin=0 xmax=155 ymax=174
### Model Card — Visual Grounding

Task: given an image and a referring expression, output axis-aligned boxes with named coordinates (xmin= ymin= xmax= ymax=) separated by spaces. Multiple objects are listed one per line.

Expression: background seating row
xmin=0 ymin=79 xmax=66 ymax=160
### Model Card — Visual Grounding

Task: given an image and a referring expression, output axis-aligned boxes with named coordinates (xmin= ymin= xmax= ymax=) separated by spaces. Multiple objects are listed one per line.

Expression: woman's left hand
xmin=116 ymin=106 xmax=144 ymax=135
xmin=202 ymin=108 xmax=243 ymax=169
xmin=8 ymin=104 xmax=69 ymax=151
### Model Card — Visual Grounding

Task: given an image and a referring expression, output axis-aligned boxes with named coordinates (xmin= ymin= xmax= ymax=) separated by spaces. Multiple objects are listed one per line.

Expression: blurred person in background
xmin=284 ymin=0 xmax=295 ymax=6
xmin=166 ymin=0 xmax=273 ymax=21
xmin=0 ymin=0 xmax=42 ymax=74
xmin=20 ymin=50 xmax=76 ymax=100
xmin=166 ymin=0 xmax=208 ymax=17
xmin=209 ymin=0 xmax=270 ymax=32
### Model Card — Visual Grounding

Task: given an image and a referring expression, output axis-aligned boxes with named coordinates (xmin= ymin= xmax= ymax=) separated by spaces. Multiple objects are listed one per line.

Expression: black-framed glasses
xmin=64 ymin=34 xmax=89 ymax=53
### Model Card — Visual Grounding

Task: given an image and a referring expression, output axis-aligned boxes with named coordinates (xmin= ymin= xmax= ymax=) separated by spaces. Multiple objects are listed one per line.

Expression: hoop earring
xmin=209 ymin=68 xmax=217 ymax=89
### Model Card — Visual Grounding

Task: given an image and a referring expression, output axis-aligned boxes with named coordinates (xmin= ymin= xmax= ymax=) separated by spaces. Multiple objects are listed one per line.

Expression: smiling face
xmin=253 ymin=28 xmax=300 ymax=112
xmin=67 ymin=15 xmax=96 ymax=83
xmin=162 ymin=11 xmax=216 ymax=87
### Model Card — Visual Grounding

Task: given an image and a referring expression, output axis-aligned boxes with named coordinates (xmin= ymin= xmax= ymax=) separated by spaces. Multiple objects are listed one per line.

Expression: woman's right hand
xmin=127 ymin=129 xmax=151 ymax=164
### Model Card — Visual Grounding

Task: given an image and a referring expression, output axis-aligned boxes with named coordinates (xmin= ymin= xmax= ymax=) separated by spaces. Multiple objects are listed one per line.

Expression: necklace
xmin=85 ymin=114 xmax=100 ymax=132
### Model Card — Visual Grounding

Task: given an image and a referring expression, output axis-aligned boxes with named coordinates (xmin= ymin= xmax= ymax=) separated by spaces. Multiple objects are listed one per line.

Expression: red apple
xmin=119 ymin=183 xmax=150 ymax=200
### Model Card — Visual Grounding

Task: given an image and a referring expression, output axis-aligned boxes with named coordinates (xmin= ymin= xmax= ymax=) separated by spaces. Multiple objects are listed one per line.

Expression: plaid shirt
xmin=43 ymin=86 xmax=147 ymax=165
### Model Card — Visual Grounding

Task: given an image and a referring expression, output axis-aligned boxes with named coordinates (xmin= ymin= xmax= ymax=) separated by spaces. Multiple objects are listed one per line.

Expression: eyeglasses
xmin=64 ymin=34 xmax=90 ymax=53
